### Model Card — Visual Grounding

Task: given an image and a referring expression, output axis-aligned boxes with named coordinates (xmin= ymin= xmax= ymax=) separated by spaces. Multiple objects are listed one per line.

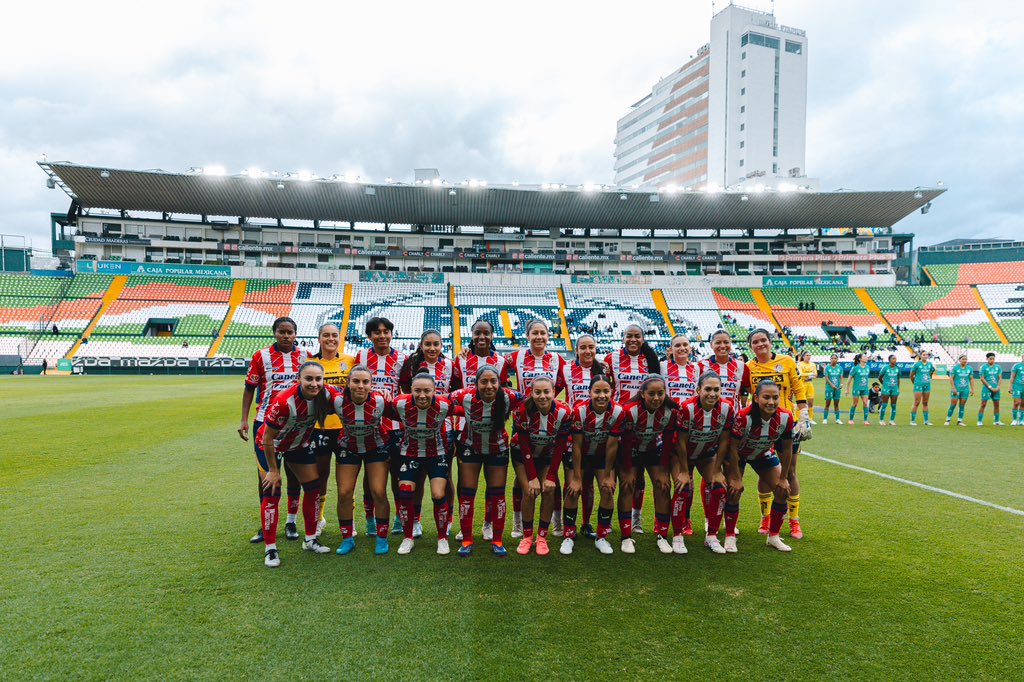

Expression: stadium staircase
xmin=556 ymin=286 xmax=573 ymax=352
xmin=971 ymin=286 xmax=1010 ymax=345
xmin=651 ymin=289 xmax=677 ymax=337
xmin=448 ymin=285 xmax=462 ymax=354
xmin=750 ymin=289 xmax=792 ymax=349
xmin=922 ymin=266 xmax=938 ymax=286
xmin=500 ymin=310 xmax=514 ymax=341
xmin=207 ymin=279 xmax=247 ymax=358
xmin=64 ymin=275 xmax=128 ymax=359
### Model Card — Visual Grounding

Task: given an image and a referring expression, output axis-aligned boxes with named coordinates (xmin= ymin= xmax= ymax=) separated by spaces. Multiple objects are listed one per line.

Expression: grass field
xmin=3 ymin=375 xmax=1023 ymax=680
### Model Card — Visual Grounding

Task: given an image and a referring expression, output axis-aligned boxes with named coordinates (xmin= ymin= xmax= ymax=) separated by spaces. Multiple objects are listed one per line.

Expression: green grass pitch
xmin=2 ymin=375 xmax=1023 ymax=680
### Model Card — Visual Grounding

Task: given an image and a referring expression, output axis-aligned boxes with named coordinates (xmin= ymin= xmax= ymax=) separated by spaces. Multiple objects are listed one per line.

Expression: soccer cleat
xmin=491 ymin=542 xmax=507 ymax=557
xmin=757 ymin=516 xmax=770 ymax=535
xmin=789 ymin=519 xmax=804 ymax=540
xmin=516 ymin=537 xmax=533 ymax=555
xmin=397 ymin=538 xmax=415 ymax=555
xmin=336 ymin=537 xmax=355 ymax=555
xmin=656 ymin=536 xmax=674 ymax=554
xmin=620 ymin=538 xmax=636 ymax=554
xmin=925 ymin=421 xmax=933 ymax=426
xmin=977 ymin=421 xmax=983 ymax=427
xmin=878 ymin=422 xmax=886 ymax=427
xmin=766 ymin=535 xmax=792 ymax=552
xmin=457 ymin=542 xmax=473 ymax=557
xmin=264 ymin=549 xmax=281 ymax=568
xmin=594 ymin=538 xmax=614 ymax=554
xmin=682 ymin=518 xmax=693 ymax=536
xmin=285 ymin=522 xmax=300 ymax=541
xmin=632 ymin=510 xmax=644 ymax=535
xmin=455 ymin=530 xmax=464 ymax=541
xmin=303 ymin=537 xmax=331 ymax=554
xmin=863 ymin=421 xmax=870 ymax=426
xmin=550 ymin=513 xmax=564 ymax=537
xmin=910 ymin=421 xmax=917 ymax=426
xmin=835 ymin=419 xmax=843 ymax=424
xmin=482 ymin=521 xmax=494 ymax=541
xmin=670 ymin=535 xmax=687 ymax=555
xmin=822 ymin=419 xmax=828 ymax=425
xmin=958 ymin=420 xmax=965 ymax=427
xmin=511 ymin=512 xmax=523 ymax=538
xmin=580 ymin=523 xmax=596 ymax=540
xmin=391 ymin=517 xmax=404 ymax=535
xmin=809 ymin=419 xmax=817 ymax=425
xmin=995 ymin=421 xmax=1006 ymax=426
xmin=704 ymin=536 xmax=726 ymax=554
xmin=316 ymin=518 xmax=327 ymax=538
xmin=724 ymin=535 xmax=738 ymax=553
xmin=250 ymin=529 xmax=264 ymax=544
xmin=413 ymin=521 xmax=424 ymax=538
xmin=535 ymin=537 xmax=550 ymax=556
xmin=365 ymin=519 xmax=377 ymax=537
xmin=889 ymin=420 xmax=897 ymax=426
xmin=436 ymin=539 xmax=450 ymax=555
xmin=560 ymin=537 xmax=575 ymax=555
xmin=944 ymin=420 xmax=951 ymax=426
xmin=374 ymin=536 xmax=389 ymax=555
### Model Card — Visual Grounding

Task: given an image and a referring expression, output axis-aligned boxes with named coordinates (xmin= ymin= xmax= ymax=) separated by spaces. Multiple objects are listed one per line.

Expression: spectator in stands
xmin=182 ymin=340 xmax=189 ymax=348
xmin=52 ymin=324 xmax=59 ymax=335
xmin=211 ymin=328 xmax=218 ymax=339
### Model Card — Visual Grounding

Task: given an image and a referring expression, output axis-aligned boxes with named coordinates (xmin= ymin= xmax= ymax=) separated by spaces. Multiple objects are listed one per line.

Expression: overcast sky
xmin=1 ymin=0 xmax=1020 ymax=252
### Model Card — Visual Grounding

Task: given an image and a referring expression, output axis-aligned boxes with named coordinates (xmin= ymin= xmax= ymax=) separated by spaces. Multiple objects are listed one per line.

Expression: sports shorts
xmin=851 ymin=388 xmax=869 ymax=398
xmin=981 ymin=387 xmax=1000 ymax=401
xmin=460 ymin=446 xmax=510 ymax=468
xmin=740 ymin=453 xmax=781 ymax=474
xmin=950 ymin=388 xmax=970 ymax=401
xmin=825 ymin=387 xmax=842 ymax=401
xmin=282 ymin=446 xmax=316 ymax=466
xmin=803 ymin=383 xmax=816 ymax=399
xmin=397 ymin=455 xmax=450 ymax=482
xmin=913 ymin=383 xmax=932 ymax=394
xmin=881 ymin=387 xmax=900 ymax=397
xmin=311 ymin=429 xmax=343 ymax=460
xmin=1013 ymin=386 xmax=1024 ymax=400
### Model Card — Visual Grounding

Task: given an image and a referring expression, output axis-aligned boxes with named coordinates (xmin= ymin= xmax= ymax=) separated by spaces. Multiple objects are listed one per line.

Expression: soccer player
xmin=822 ymin=354 xmax=844 ymax=424
xmin=909 ymin=350 xmax=937 ymax=426
xmin=846 ymin=353 xmax=871 ymax=425
xmin=674 ymin=371 xmax=734 ymax=555
xmin=385 ymin=373 xmax=456 ymax=555
xmin=977 ymin=352 xmax=1005 ymax=426
xmin=355 ymin=317 xmax=408 ymax=535
xmin=727 ymin=379 xmax=796 ymax=553
xmin=448 ymin=366 xmax=523 ymax=557
xmin=699 ymin=330 xmax=749 ymax=406
xmin=1011 ymin=354 xmax=1024 ymax=425
xmin=797 ymin=351 xmax=818 ymax=424
xmin=330 ymin=365 xmax=392 ymax=556
xmin=664 ymin=334 xmax=699 ymax=404
xmin=510 ymin=377 xmax=573 ymax=556
xmin=239 ymin=316 xmax=308 ymax=544
xmin=945 ymin=354 xmax=974 ymax=426
xmin=571 ymin=374 xmax=625 ymax=555
xmin=309 ymin=323 xmax=356 ymax=538
xmin=877 ymin=354 xmax=901 ymax=426
xmin=257 ymin=361 xmax=338 ymax=567
xmin=618 ymin=375 xmax=679 ymax=555
xmin=745 ymin=329 xmax=810 ymax=540
xmin=561 ymin=334 xmax=605 ymax=539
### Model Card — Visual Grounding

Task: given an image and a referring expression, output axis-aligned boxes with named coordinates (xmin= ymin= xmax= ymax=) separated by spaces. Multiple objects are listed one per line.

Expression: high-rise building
xmin=613 ymin=3 xmax=808 ymax=191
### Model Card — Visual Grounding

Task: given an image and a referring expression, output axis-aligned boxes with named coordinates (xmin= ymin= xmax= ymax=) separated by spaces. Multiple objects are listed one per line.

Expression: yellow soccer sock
xmin=787 ymin=495 xmax=800 ymax=521
xmin=758 ymin=492 xmax=773 ymax=518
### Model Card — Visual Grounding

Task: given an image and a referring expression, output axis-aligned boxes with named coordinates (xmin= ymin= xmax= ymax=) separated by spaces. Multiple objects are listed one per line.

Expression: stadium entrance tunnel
xmin=821 ymin=325 xmax=856 ymax=344
xmin=144 ymin=318 xmax=177 ymax=337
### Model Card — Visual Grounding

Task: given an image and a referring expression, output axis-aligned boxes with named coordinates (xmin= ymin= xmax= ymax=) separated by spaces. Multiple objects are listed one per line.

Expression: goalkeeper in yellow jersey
xmin=745 ymin=329 xmax=811 ymax=539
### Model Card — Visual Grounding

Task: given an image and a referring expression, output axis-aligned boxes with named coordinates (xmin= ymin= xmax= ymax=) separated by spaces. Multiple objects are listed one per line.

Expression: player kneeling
xmin=727 ymin=380 xmax=796 ymax=553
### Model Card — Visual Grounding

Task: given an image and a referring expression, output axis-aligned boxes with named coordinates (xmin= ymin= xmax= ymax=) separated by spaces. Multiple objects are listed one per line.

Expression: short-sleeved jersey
xmin=697 ymin=357 xmax=749 ymax=403
xmin=507 ymin=349 xmax=566 ymax=396
xmin=312 ymin=352 xmax=357 ymax=429
xmin=356 ymin=348 xmax=408 ymax=430
xmin=404 ymin=356 xmax=462 ymax=395
xmin=389 ymin=395 xmax=454 ymax=458
xmin=331 ymin=391 xmax=388 ymax=454
xmin=561 ymin=361 xmax=603 ymax=407
xmin=878 ymin=364 xmax=900 ymax=391
xmin=604 ymin=350 xmax=654 ymax=404
xmin=511 ymin=400 xmax=572 ymax=458
xmin=797 ymin=361 xmax=818 ymax=384
xmin=677 ymin=397 xmax=734 ymax=460
xmin=746 ymin=353 xmax=805 ymax=413
xmin=911 ymin=361 xmax=936 ymax=385
xmin=620 ymin=401 xmax=677 ymax=453
xmin=980 ymin=363 xmax=1002 ymax=389
xmin=571 ymin=400 xmax=626 ymax=459
xmin=731 ymin=405 xmax=794 ymax=462
xmin=665 ymin=359 xmax=701 ymax=404
xmin=849 ymin=365 xmax=871 ymax=391
xmin=1012 ymin=363 xmax=1024 ymax=387
xmin=259 ymin=384 xmax=341 ymax=453
xmin=950 ymin=364 xmax=974 ymax=391
xmin=457 ymin=353 xmax=511 ymax=388
xmin=823 ymin=364 xmax=844 ymax=389
xmin=246 ymin=344 xmax=309 ymax=422
xmin=449 ymin=387 xmax=522 ymax=455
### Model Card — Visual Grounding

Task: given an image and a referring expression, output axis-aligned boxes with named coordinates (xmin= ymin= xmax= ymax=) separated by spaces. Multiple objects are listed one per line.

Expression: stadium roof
xmin=40 ymin=162 xmax=945 ymax=232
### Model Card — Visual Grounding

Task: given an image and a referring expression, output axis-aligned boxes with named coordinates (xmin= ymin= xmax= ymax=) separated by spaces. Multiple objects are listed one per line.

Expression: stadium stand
xmin=562 ymin=285 xmax=668 ymax=349
xmin=455 ymin=286 xmax=566 ymax=351
xmin=927 ymin=261 xmax=1024 ymax=286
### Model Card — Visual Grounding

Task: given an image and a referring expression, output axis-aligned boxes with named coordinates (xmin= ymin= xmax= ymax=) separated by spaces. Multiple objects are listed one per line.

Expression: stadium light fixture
xmin=297 ymin=171 xmax=312 ymax=182
xmin=431 ymin=178 xmax=442 ymax=187
xmin=921 ymin=202 xmax=932 ymax=215
xmin=46 ymin=177 xmax=56 ymax=189
xmin=100 ymin=170 xmax=110 ymax=178
xmin=204 ymin=165 xmax=226 ymax=176
xmin=913 ymin=191 xmax=923 ymax=199
xmin=449 ymin=188 xmax=457 ymax=196
xmin=276 ymin=182 xmax=285 ymax=190
xmin=741 ymin=194 xmax=749 ymax=201
xmin=620 ymin=194 xmax=627 ymax=201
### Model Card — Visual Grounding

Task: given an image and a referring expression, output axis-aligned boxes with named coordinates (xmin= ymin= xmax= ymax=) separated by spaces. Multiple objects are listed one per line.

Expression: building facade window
xmin=740 ymin=87 xmax=746 ymax=95
xmin=786 ymin=40 xmax=802 ymax=54
xmin=740 ymin=105 xmax=745 ymax=113
xmin=740 ymin=141 xmax=745 ymax=148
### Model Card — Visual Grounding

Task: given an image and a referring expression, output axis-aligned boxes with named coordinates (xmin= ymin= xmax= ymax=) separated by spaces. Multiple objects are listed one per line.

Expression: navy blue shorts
xmin=511 ymin=447 xmax=571 ymax=470
xmin=311 ymin=429 xmax=343 ymax=460
xmin=397 ymin=455 xmax=450 ymax=482
xmin=460 ymin=446 xmax=510 ymax=468
xmin=282 ymin=446 xmax=316 ymax=466
xmin=584 ymin=452 xmax=608 ymax=471
xmin=253 ymin=420 xmax=282 ymax=473
xmin=740 ymin=454 xmax=781 ymax=474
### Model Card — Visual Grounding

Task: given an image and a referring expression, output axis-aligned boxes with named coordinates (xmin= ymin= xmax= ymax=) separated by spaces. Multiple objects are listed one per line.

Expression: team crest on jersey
xmin=774 ymin=364 xmax=783 ymax=372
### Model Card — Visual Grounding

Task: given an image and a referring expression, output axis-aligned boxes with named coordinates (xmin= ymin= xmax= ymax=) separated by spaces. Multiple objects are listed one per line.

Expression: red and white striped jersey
xmin=403 ymin=356 xmax=462 ymax=395
xmin=457 ymin=353 xmax=511 ymax=388
xmin=507 ymin=349 xmax=566 ymax=396
xmin=561 ymin=361 xmax=603 ymax=407
xmin=620 ymin=401 xmax=677 ymax=453
xmin=386 ymin=395 xmax=454 ymax=459
xmin=331 ymin=391 xmax=389 ymax=454
xmin=665 ymin=359 xmax=701 ymax=404
xmin=356 ymin=347 xmax=408 ymax=430
xmin=449 ymin=387 xmax=522 ymax=455
xmin=511 ymin=400 xmax=572 ymax=457
xmin=259 ymin=384 xmax=341 ymax=453
xmin=731 ymin=405 xmax=794 ymax=462
xmin=246 ymin=344 xmax=309 ymax=422
xmin=676 ymin=397 xmax=734 ymax=460
xmin=571 ymin=400 xmax=626 ymax=459
xmin=603 ymin=350 xmax=653 ymax=404
xmin=698 ymin=357 xmax=750 ymax=403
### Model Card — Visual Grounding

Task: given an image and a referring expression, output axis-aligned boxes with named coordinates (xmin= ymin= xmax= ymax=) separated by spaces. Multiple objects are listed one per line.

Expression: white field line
xmin=801 ymin=451 xmax=1024 ymax=517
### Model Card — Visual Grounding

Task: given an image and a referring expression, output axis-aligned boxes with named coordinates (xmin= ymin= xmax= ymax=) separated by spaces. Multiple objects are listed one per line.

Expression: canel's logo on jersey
xmin=345 ymin=423 xmax=377 ymax=437
xmin=521 ymin=369 xmax=553 ymax=381
xmin=269 ymin=371 xmax=297 ymax=383
xmin=618 ymin=373 xmax=648 ymax=384
xmin=467 ymin=419 xmax=493 ymax=433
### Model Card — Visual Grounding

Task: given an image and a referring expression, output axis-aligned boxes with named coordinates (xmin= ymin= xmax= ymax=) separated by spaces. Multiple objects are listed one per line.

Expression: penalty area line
xmin=801 ymin=451 xmax=1024 ymax=517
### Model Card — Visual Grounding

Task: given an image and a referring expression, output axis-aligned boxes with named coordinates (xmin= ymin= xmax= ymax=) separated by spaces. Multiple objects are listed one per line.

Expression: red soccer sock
xmin=301 ymin=479 xmax=320 ymax=539
xmin=618 ymin=510 xmax=633 ymax=539
xmin=596 ymin=506 xmax=613 ymax=540
xmin=562 ymin=507 xmax=578 ymax=539
xmin=671 ymin=488 xmax=686 ymax=535
xmin=724 ymin=502 xmax=740 ymax=537
xmin=261 ymin=492 xmax=281 ymax=546
xmin=681 ymin=483 xmax=694 ymax=522
xmin=458 ymin=487 xmax=475 ymax=543
xmin=522 ymin=519 xmax=534 ymax=540
xmin=487 ymin=486 xmax=506 ymax=542
xmin=339 ymin=519 xmax=354 ymax=539
xmin=654 ymin=512 xmax=670 ymax=539
xmin=769 ymin=501 xmax=787 ymax=536
xmin=375 ymin=516 xmax=389 ymax=539
xmin=398 ymin=486 xmax=415 ymax=540
xmin=432 ymin=497 xmax=450 ymax=538
xmin=537 ymin=520 xmax=549 ymax=539
xmin=700 ymin=478 xmax=709 ymax=511
xmin=287 ymin=494 xmax=300 ymax=516
xmin=705 ymin=484 xmax=727 ymax=535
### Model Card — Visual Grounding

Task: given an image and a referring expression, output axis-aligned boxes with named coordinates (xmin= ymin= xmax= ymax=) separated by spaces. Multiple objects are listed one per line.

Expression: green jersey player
xmin=945 ymin=354 xmax=974 ymax=426
xmin=822 ymin=354 xmax=844 ymax=424
xmin=846 ymin=354 xmax=871 ymax=424
xmin=977 ymin=352 xmax=1005 ymax=426
xmin=877 ymin=355 xmax=901 ymax=426
xmin=909 ymin=351 xmax=937 ymax=425
xmin=1010 ymin=354 xmax=1024 ymax=425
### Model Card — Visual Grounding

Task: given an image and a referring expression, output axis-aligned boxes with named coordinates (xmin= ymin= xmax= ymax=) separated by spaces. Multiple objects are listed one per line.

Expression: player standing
xmin=562 ymin=334 xmax=605 ymax=539
xmin=797 ymin=351 xmax=818 ymax=424
xmin=945 ymin=354 xmax=974 ymax=426
xmin=1011 ymin=354 xmax=1024 ymax=425
xmin=846 ymin=353 xmax=871 ymax=425
xmin=821 ymin=354 xmax=844 ymax=424
xmin=909 ymin=350 xmax=936 ymax=426
xmin=877 ymin=355 xmax=901 ymax=426
xmin=977 ymin=352 xmax=1005 ymax=426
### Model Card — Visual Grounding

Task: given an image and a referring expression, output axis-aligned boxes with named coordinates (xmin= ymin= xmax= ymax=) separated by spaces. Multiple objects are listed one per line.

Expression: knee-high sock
xmin=581 ymin=478 xmax=595 ymax=526
xmin=758 ymin=491 xmax=773 ymax=519
xmin=947 ymin=403 xmax=956 ymax=419
xmin=512 ymin=481 xmax=522 ymax=514
xmin=301 ymin=479 xmax=320 ymax=540
xmin=563 ymin=506 xmax=578 ymax=539
xmin=850 ymin=405 xmax=857 ymax=420
xmin=879 ymin=404 xmax=887 ymax=421
xmin=705 ymin=483 xmax=727 ymax=535
xmin=670 ymin=484 xmax=693 ymax=535
xmin=432 ymin=497 xmax=450 ymax=538
xmin=633 ymin=475 xmax=646 ymax=512
xmin=958 ymin=404 xmax=966 ymax=420
xmin=723 ymin=501 xmax=739 ymax=537
xmin=618 ymin=510 xmax=633 ymax=539
xmin=261 ymin=490 xmax=281 ymax=547
xmin=889 ymin=404 xmax=897 ymax=420
xmin=458 ymin=486 xmax=476 ymax=543
xmin=863 ymin=406 xmax=869 ymax=420
xmin=769 ymin=500 xmax=787 ymax=536
xmin=486 ymin=486 xmax=506 ymax=542
xmin=597 ymin=506 xmax=613 ymax=540
xmin=787 ymin=494 xmax=800 ymax=521
xmin=653 ymin=512 xmax=670 ymax=539
xmin=398 ymin=485 xmax=415 ymax=540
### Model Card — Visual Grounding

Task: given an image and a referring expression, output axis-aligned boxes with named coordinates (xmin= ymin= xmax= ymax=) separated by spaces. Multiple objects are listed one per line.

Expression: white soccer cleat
xmin=766 ymin=535 xmax=792 ymax=552
xmin=264 ymin=549 xmax=281 ymax=567
xmin=889 ymin=420 xmax=897 ymax=426
xmin=809 ymin=419 xmax=817 ymax=425
xmin=925 ymin=421 xmax=934 ymax=426
xmin=704 ymin=536 xmax=726 ymax=554
xmin=559 ymin=537 xmax=575 ymax=555
xmin=836 ymin=419 xmax=843 ymax=425
xmin=632 ymin=510 xmax=644 ymax=535
xmin=436 ymin=539 xmax=450 ymax=555
xmin=302 ymin=538 xmax=331 ymax=554
xmin=671 ymin=535 xmax=688 ymax=555
xmin=482 ymin=521 xmax=494 ymax=541
xmin=910 ymin=422 xmax=917 ymax=426
xmin=455 ymin=530 xmax=464 ymax=541
xmin=879 ymin=422 xmax=886 ymax=427
xmin=724 ymin=535 xmax=738 ymax=553
xmin=316 ymin=518 xmax=327 ymax=538
xmin=995 ymin=421 xmax=1006 ymax=426
xmin=511 ymin=512 xmax=523 ymax=538
xmin=944 ymin=420 xmax=951 ymax=426
xmin=822 ymin=419 xmax=828 ymax=425
xmin=958 ymin=420 xmax=965 ymax=427
xmin=397 ymin=538 xmax=415 ymax=555
xmin=594 ymin=538 xmax=613 ymax=555
xmin=656 ymin=536 xmax=674 ymax=554
xmin=413 ymin=521 xmax=424 ymax=538
xmin=977 ymin=422 xmax=983 ymax=427
xmin=620 ymin=538 xmax=636 ymax=554
xmin=550 ymin=512 xmax=564 ymax=537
